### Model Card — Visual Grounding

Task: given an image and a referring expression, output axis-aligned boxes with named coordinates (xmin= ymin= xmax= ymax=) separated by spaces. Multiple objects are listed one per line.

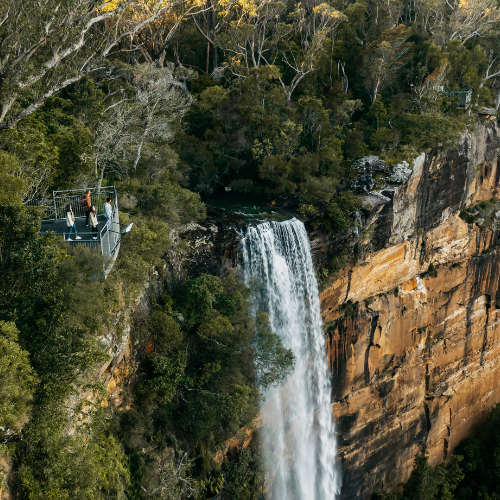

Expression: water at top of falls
xmin=240 ymin=217 xmax=340 ymax=500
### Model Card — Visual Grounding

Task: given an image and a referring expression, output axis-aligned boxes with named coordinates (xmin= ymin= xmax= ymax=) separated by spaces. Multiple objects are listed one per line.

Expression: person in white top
xmin=104 ymin=197 xmax=113 ymax=226
xmin=89 ymin=205 xmax=99 ymax=240
xmin=65 ymin=204 xmax=81 ymax=241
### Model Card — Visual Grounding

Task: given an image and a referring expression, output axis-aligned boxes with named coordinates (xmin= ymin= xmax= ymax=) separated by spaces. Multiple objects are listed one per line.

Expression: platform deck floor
xmin=41 ymin=215 xmax=108 ymax=241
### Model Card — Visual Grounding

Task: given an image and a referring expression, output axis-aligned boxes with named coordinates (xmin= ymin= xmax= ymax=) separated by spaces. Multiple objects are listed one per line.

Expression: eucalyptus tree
xmin=413 ymin=0 xmax=500 ymax=46
xmin=216 ymin=0 xmax=289 ymax=75
xmin=277 ymin=1 xmax=347 ymax=102
xmin=217 ymin=0 xmax=346 ymax=101
xmin=94 ymin=63 xmax=194 ymax=186
xmin=190 ymin=0 xmax=241 ymax=74
xmin=360 ymin=24 xmax=413 ymax=103
xmin=0 ymin=0 xmax=199 ymax=129
xmin=480 ymin=34 xmax=500 ymax=110
xmin=133 ymin=0 xmax=208 ymax=67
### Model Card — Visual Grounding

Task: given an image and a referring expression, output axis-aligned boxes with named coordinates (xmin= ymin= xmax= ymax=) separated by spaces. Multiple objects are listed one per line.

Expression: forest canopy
xmin=0 ymin=0 xmax=500 ymax=498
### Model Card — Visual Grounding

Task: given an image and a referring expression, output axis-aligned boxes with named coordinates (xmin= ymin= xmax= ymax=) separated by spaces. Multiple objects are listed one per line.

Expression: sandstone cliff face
xmin=319 ymin=121 xmax=500 ymax=499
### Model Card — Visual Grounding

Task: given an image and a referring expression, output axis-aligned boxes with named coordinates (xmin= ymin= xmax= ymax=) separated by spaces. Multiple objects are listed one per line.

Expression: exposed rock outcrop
xmin=320 ymin=121 xmax=500 ymax=499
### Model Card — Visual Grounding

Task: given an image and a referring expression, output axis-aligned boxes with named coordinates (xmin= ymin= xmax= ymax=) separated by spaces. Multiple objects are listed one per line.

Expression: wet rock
xmin=167 ymin=208 xmax=244 ymax=282
xmin=387 ymin=161 xmax=412 ymax=184
xmin=352 ymin=156 xmax=388 ymax=175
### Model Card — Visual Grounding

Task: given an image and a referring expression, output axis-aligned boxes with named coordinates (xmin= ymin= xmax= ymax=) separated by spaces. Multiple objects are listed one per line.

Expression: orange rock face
xmin=320 ymin=122 xmax=500 ymax=498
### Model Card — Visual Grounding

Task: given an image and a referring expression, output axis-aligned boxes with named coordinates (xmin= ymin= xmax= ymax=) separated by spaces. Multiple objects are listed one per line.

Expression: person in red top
xmin=83 ymin=189 xmax=91 ymax=226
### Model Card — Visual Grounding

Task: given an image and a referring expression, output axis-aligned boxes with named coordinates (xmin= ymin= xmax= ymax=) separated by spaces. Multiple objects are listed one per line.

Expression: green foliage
xmin=300 ymin=192 xmax=361 ymax=233
xmin=36 ymin=96 xmax=95 ymax=190
xmin=427 ymin=41 xmax=489 ymax=102
xmin=122 ymin=176 xmax=205 ymax=225
xmin=317 ymin=251 xmax=352 ymax=289
xmin=223 ymin=445 xmax=264 ymax=500
xmin=122 ymin=274 xmax=294 ymax=493
xmin=200 ymin=471 xmax=225 ymax=497
xmin=0 ymin=114 xmax=59 ymax=200
xmin=18 ymin=406 xmax=129 ymax=500
xmin=149 ymin=351 xmax=187 ymax=401
xmin=0 ymin=321 xmax=38 ymax=432
xmin=117 ymin=214 xmax=172 ymax=295
xmin=403 ymin=444 xmax=444 ymax=500
xmin=398 ymin=111 xmax=465 ymax=151
xmin=451 ymin=404 xmax=500 ymax=499
xmin=0 ymin=151 xmax=26 ymax=205
xmin=374 ymin=443 xmax=463 ymax=500
xmin=377 ymin=405 xmax=500 ymax=500
xmin=0 ymin=203 xmax=130 ymax=497
xmin=253 ymin=312 xmax=295 ymax=389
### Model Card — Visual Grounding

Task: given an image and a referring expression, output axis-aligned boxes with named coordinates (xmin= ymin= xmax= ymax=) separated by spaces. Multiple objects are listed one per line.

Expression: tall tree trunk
xmin=94 ymin=156 xmax=99 ymax=185
xmin=213 ymin=44 xmax=218 ymax=70
xmin=97 ymin=165 xmax=105 ymax=190
xmin=206 ymin=41 xmax=210 ymax=74
xmin=158 ymin=50 xmax=166 ymax=68
xmin=133 ymin=126 xmax=150 ymax=170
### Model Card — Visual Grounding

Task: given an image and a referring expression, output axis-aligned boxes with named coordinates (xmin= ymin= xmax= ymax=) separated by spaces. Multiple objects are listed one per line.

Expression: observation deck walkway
xmin=28 ymin=187 xmax=121 ymax=273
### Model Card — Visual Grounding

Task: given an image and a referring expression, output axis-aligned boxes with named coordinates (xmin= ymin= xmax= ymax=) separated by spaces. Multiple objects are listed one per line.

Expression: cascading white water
xmin=241 ymin=217 xmax=340 ymax=500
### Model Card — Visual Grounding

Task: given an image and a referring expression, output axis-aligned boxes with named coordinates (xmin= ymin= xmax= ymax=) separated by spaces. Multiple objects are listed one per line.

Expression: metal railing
xmin=100 ymin=206 xmax=121 ymax=258
xmin=26 ymin=186 xmax=117 ymax=221
xmin=31 ymin=187 xmax=121 ymax=259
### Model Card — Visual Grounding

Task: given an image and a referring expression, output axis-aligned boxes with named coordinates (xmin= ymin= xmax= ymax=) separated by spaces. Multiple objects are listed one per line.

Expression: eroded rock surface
xmin=320 ymin=121 xmax=500 ymax=499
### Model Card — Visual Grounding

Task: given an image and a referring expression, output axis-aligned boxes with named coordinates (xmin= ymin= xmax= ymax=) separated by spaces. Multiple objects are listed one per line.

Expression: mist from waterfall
xmin=241 ymin=217 xmax=340 ymax=500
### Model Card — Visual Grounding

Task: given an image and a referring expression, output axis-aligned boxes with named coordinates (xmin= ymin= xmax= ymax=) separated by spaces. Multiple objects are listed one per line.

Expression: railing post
xmin=53 ymin=192 xmax=57 ymax=220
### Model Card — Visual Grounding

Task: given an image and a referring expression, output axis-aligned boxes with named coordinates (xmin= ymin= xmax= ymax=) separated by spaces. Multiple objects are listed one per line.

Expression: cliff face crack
xmin=424 ymin=402 xmax=432 ymax=434
xmin=419 ymin=235 xmax=427 ymax=265
xmin=425 ymin=364 xmax=430 ymax=396
xmin=464 ymin=290 xmax=473 ymax=367
xmin=481 ymin=294 xmax=491 ymax=366
xmin=344 ymin=269 xmax=353 ymax=304
xmin=364 ymin=311 xmax=379 ymax=385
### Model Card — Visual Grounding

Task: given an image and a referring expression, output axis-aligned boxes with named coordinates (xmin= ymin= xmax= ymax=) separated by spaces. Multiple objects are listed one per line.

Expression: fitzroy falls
xmin=241 ymin=218 xmax=340 ymax=500
xmin=238 ymin=122 xmax=500 ymax=499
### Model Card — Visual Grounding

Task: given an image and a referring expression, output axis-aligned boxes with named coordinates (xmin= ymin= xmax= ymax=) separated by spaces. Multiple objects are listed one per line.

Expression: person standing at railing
xmin=104 ymin=197 xmax=113 ymax=227
xmin=81 ymin=189 xmax=92 ymax=226
xmin=65 ymin=204 xmax=81 ymax=241
xmin=89 ymin=205 xmax=99 ymax=240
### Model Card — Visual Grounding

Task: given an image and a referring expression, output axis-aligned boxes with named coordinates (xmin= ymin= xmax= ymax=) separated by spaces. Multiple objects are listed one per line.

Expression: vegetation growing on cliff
xmin=121 ymin=274 xmax=294 ymax=498
xmin=373 ymin=404 xmax=500 ymax=500
xmin=0 ymin=187 xmax=293 ymax=497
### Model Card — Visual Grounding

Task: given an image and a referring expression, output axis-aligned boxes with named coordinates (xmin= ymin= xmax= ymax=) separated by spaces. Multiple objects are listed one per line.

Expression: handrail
xmin=36 ymin=186 xmax=120 ymax=261
xmin=53 ymin=186 xmax=115 ymax=193
xmin=26 ymin=186 xmax=118 ymax=222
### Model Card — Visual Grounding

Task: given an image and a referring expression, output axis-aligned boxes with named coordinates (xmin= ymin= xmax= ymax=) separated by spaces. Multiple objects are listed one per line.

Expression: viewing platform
xmin=28 ymin=187 xmax=121 ymax=262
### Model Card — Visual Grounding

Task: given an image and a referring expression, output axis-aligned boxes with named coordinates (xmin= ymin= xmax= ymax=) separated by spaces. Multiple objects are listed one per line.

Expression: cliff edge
xmin=320 ymin=120 xmax=500 ymax=499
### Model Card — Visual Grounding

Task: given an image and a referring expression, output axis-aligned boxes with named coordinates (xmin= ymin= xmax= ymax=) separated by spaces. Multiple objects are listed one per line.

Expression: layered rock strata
xmin=319 ymin=121 xmax=500 ymax=499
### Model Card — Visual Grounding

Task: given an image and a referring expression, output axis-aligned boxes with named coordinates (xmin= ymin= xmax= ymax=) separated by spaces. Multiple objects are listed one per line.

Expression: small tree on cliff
xmin=403 ymin=443 xmax=464 ymax=500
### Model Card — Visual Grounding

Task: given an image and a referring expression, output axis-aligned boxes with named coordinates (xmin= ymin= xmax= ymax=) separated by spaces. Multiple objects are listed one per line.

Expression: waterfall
xmin=241 ymin=217 xmax=340 ymax=500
